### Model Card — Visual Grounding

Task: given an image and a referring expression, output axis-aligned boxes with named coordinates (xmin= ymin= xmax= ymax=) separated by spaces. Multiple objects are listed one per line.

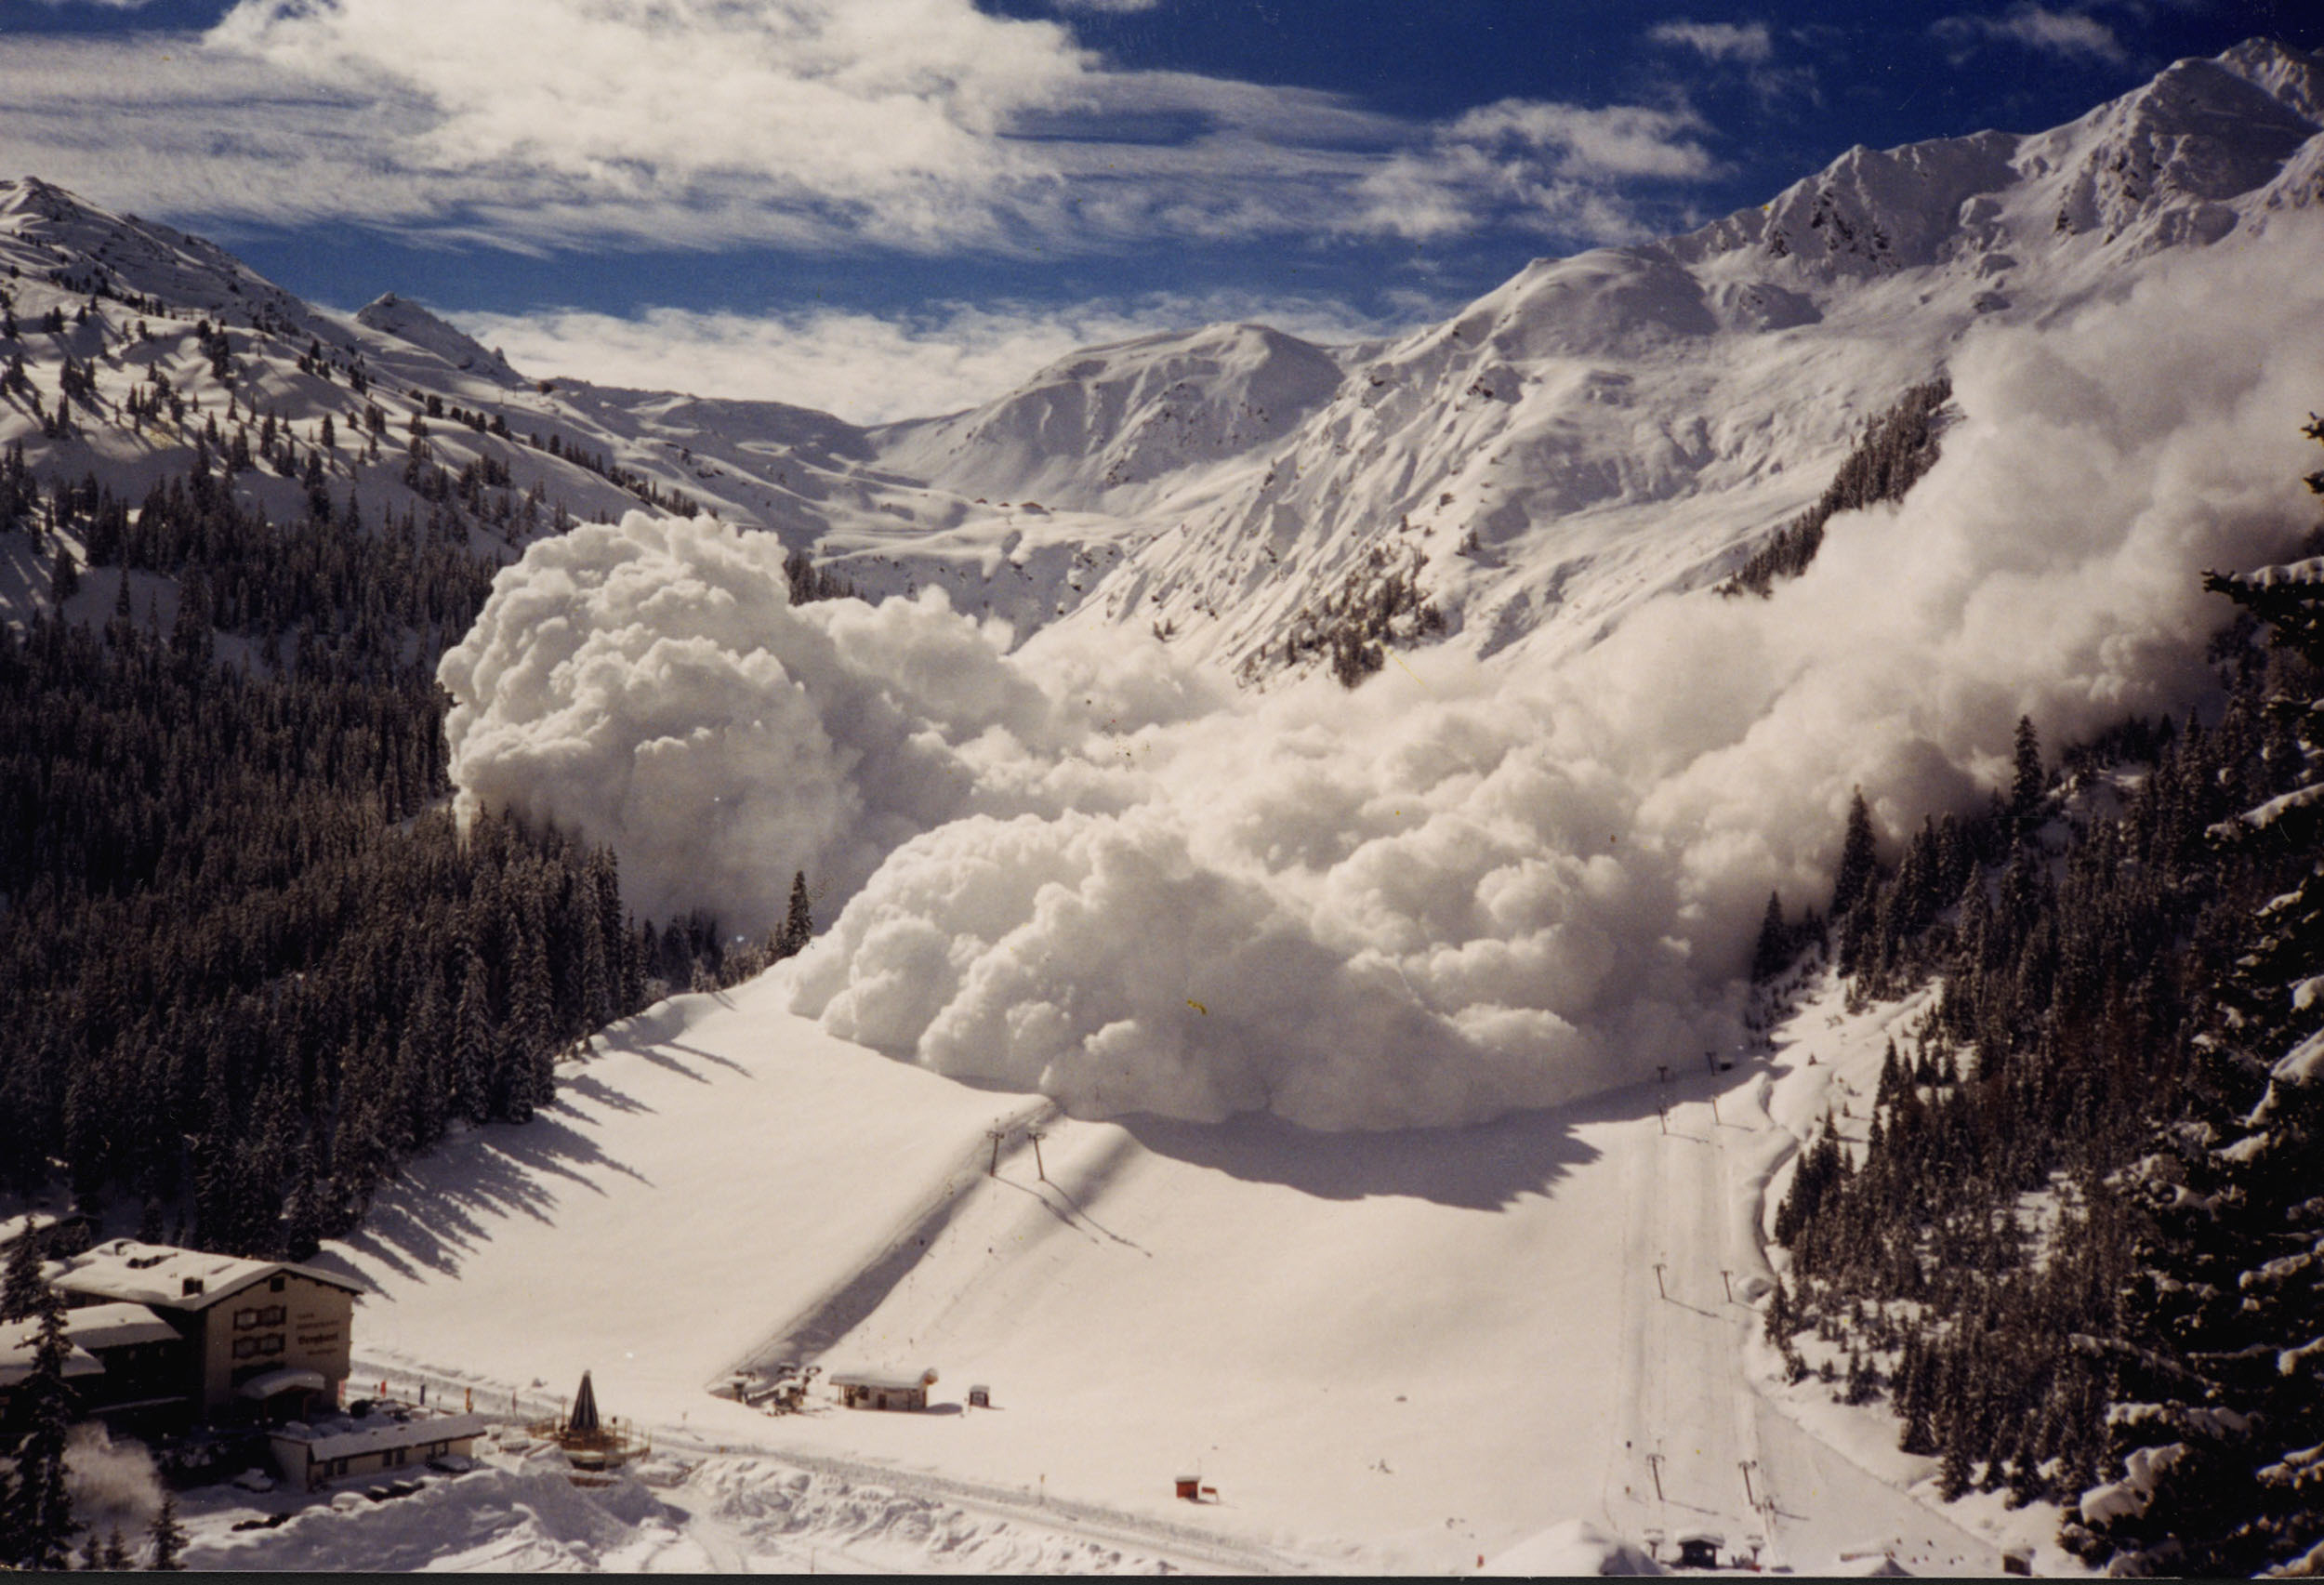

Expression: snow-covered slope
xmin=873 ymin=320 xmax=1346 ymax=510
xmin=205 ymin=970 xmax=2012 ymax=1574
xmin=1060 ymin=37 xmax=2324 ymax=675
xmin=355 ymin=293 xmax=525 ymax=386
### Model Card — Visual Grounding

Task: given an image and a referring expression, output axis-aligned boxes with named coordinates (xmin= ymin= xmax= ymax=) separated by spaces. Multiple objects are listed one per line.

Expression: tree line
xmin=0 ymin=448 xmax=819 ymax=1262
xmin=1720 ymin=376 xmax=1951 ymax=598
xmin=1756 ymin=418 xmax=2324 ymax=1575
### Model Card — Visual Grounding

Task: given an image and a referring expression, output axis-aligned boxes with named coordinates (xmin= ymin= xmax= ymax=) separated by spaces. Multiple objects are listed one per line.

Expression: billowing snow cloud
xmin=444 ymin=226 xmax=2324 ymax=1130
xmin=436 ymin=514 xmax=1205 ymax=932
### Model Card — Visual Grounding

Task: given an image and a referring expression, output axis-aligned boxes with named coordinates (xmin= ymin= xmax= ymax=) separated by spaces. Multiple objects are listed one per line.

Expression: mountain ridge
xmin=1 ymin=39 xmax=2318 ymax=678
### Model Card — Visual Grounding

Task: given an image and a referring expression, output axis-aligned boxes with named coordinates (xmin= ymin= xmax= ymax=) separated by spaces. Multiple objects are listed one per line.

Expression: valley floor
xmin=176 ymin=973 xmax=2067 ymax=1574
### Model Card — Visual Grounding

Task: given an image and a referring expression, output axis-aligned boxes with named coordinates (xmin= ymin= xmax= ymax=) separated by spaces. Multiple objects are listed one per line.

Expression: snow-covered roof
xmin=237 ymin=1367 xmax=328 ymax=1401
xmin=62 ymin=1302 xmax=178 ymax=1351
xmin=0 ymin=1316 xmax=104 ymax=1386
xmin=0 ymin=1211 xmax=59 ymax=1249
xmin=829 ymin=1367 xmax=938 ymax=1392
xmin=52 ymin=1239 xmax=360 ymax=1313
xmin=271 ymin=1410 xmax=492 ymax=1465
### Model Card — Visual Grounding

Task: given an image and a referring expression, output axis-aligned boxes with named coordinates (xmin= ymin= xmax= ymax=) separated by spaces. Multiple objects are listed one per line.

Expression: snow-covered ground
xmin=11 ymin=42 xmax=2323 ymax=1576
xmin=133 ymin=968 xmax=2053 ymax=1573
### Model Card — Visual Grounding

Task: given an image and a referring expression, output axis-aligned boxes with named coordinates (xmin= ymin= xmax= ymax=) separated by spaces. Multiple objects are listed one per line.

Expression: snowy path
xmin=1605 ymin=1077 xmax=1765 ymax=1561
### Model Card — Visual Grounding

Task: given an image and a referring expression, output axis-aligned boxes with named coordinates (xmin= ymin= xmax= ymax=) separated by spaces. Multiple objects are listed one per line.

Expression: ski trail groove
xmin=719 ymin=1097 xmax=1059 ymax=1383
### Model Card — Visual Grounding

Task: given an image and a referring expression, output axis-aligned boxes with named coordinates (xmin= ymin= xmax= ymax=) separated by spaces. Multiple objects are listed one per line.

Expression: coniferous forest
xmin=0 ymin=446 xmax=802 ymax=1262
xmin=1756 ymin=420 xmax=2324 ymax=1577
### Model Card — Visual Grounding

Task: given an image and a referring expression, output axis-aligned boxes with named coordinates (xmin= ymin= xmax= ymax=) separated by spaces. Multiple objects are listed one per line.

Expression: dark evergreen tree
xmin=1 ymin=1287 xmax=76 ymax=1570
xmin=144 ymin=1492 xmax=184 ymax=1571
xmin=1750 ymin=891 xmax=1790 ymax=982
xmin=2071 ymin=543 xmax=2324 ymax=1576
xmin=0 ymin=1229 xmax=42 ymax=1322
xmin=2009 ymin=715 xmax=2044 ymax=832
xmin=1830 ymin=790 xmax=1879 ymax=921
xmin=775 ymin=871 xmax=814 ymax=961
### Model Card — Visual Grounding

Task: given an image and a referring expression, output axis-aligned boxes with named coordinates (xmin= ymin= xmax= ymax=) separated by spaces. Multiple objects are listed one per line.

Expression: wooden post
xmin=1710 ymin=1096 xmax=1723 ymax=1127
xmin=985 ymin=1128 xmax=1006 ymax=1176
xmin=1653 ymin=1261 xmax=1668 ymax=1301
xmin=1657 ymin=1101 xmax=1669 ymax=1135
xmin=1645 ymin=1452 xmax=1666 ymax=1501
xmin=1739 ymin=1459 xmax=1759 ymax=1508
xmin=1720 ymin=1269 xmax=1736 ymax=1303
xmin=1657 ymin=1064 xmax=1669 ymax=1086
xmin=1028 ymin=1129 xmax=1048 ymax=1182
xmin=1705 ymin=1050 xmax=1719 ymax=1076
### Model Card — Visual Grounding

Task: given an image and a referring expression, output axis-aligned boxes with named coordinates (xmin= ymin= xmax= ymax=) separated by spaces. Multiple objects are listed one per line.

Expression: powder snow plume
xmin=441 ymin=221 xmax=2324 ymax=1130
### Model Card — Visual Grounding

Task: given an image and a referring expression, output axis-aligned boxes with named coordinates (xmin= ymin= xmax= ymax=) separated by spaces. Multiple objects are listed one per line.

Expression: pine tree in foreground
xmin=145 ymin=1491 xmax=185 ymax=1571
xmin=2068 ymin=502 xmax=2324 ymax=1577
xmin=0 ymin=1228 xmax=43 ymax=1322
xmin=1 ymin=1287 xmax=76 ymax=1569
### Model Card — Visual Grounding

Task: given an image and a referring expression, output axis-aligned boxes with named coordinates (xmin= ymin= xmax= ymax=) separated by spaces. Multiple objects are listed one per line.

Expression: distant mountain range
xmin=2 ymin=38 xmax=2318 ymax=675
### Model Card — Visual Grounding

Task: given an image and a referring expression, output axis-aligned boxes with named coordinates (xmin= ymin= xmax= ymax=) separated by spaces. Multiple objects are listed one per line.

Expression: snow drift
xmin=442 ymin=218 xmax=2324 ymax=1130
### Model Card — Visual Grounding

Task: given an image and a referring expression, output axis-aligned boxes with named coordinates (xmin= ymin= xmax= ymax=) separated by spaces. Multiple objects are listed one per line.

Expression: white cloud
xmin=1355 ymin=99 xmax=1716 ymax=241
xmin=442 ymin=221 xmax=2324 ymax=1131
xmin=0 ymin=3 xmax=1715 ymax=255
xmin=1647 ymin=20 xmax=1774 ymax=63
xmin=447 ymin=292 xmax=1420 ymax=424
xmin=1935 ymin=6 xmax=2127 ymax=65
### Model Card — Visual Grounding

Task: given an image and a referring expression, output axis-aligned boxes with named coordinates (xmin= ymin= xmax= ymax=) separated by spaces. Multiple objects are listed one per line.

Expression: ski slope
xmin=152 ymin=969 xmax=2034 ymax=1572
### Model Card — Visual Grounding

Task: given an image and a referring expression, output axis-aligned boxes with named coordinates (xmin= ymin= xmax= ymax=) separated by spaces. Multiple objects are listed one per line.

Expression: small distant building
xmin=270 ymin=1405 xmax=490 ymax=1491
xmin=830 ymin=1367 xmax=937 ymax=1411
xmin=1673 ymin=1530 xmax=1724 ymax=1569
xmin=46 ymin=1239 xmax=360 ymax=1424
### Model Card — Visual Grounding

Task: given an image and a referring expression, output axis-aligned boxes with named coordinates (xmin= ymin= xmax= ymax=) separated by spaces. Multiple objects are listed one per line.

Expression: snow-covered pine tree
xmin=2067 ymin=446 xmax=2324 ymax=1576
xmin=145 ymin=1491 xmax=185 ymax=1570
xmin=0 ymin=1286 xmax=76 ymax=1569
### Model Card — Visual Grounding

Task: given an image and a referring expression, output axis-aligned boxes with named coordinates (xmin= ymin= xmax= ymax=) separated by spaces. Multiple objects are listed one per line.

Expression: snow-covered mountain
xmin=1061 ymin=36 xmax=2324 ymax=674
xmin=8 ymin=39 xmax=2324 ymax=1578
xmin=7 ymin=41 xmax=2317 ymax=677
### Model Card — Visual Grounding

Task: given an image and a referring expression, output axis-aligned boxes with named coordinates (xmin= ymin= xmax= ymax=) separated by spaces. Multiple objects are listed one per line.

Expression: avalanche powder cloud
xmin=441 ymin=222 xmax=2324 ymax=1131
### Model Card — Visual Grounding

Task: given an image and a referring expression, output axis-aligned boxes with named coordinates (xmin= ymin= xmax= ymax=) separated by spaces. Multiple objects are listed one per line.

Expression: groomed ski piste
xmin=163 ymin=966 xmax=2073 ymax=1574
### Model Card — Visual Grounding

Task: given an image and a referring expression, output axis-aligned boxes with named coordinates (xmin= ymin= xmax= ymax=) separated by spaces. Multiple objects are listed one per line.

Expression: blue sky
xmin=0 ymin=0 xmax=2313 ymax=418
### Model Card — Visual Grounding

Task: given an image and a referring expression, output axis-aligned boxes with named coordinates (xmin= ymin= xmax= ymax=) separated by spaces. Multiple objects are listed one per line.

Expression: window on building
xmin=259 ymin=1335 xmax=284 ymax=1355
xmin=258 ymin=1305 xmax=286 ymax=1327
xmin=231 ymin=1337 xmax=260 ymax=1360
xmin=233 ymin=1308 xmax=257 ymax=1330
xmin=269 ymin=1275 xmax=285 ymax=1293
